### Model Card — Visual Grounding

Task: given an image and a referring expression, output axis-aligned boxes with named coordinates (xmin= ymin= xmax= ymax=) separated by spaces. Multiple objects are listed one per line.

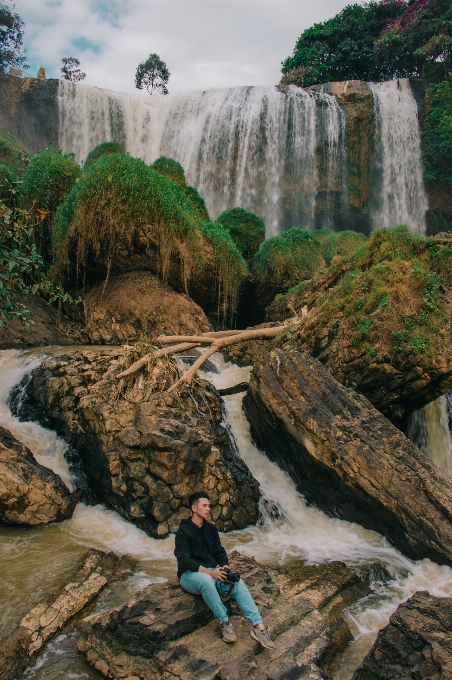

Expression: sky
xmin=16 ymin=0 xmax=353 ymax=95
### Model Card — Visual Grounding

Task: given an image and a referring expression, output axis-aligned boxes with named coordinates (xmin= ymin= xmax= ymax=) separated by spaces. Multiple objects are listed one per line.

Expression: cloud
xmin=18 ymin=0 xmax=353 ymax=94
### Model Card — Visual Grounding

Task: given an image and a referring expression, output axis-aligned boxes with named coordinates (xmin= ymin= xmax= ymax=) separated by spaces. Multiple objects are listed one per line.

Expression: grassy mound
xmin=185 ymin=185 xmax=210 ymax=221
xmin=217 ymin=207 xmax=265 ymax=260
xmin=152 ymin=156 xmax=186 ymax=189
xmin=84 ymin=142 xmax=125 ymax=169
xmin=0 ymin=128 xmax=30 ymax=177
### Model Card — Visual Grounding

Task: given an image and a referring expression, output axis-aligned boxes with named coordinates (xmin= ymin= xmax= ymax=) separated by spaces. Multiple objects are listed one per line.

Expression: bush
xmin=316 ymin=228 xmax=338 ymax=266
xmin=336 ymin=230 xmax=368 ymax=258
xmin=0 ymin=163 xmax=17 ymax=200
xmin=252 ymin=228 xmax=322 ymax=290
xmin=20 ymin=149 xmax=82 ymax=265
xmin=217 ymin=207 xmax=265 ymax=260
xmin=0 ymin=128 xmax=30 ymax=176
xmin=84 ymin=142 xmax=125 ymax=169
xmin=151 ymin=156 xmax=186 ymax=189
xmin=185 ymin=185 xmax=210 ymax=221
xmin=202 ymin=221 xmax=248 ymax=322
xmin=422 ymin=74 xmax=452 ymax=184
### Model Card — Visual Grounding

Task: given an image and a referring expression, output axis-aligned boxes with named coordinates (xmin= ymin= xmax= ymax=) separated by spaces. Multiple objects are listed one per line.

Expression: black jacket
xmin=174 ymin=518 xmax=229 ymax=577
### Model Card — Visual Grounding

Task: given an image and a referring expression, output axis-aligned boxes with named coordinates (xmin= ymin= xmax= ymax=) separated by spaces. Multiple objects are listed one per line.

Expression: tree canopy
xmin=61 ymin=57 xmax=86 ymax=82
xmin=0 ymin=1 xmax=28 ymax=73
xmin=135 ymin=53 xmax=170 ymax=95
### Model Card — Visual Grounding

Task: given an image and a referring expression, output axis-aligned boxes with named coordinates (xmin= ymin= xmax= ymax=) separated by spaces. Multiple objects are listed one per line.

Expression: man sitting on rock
xmin=175 ymin=491 xmax=275 ymax=648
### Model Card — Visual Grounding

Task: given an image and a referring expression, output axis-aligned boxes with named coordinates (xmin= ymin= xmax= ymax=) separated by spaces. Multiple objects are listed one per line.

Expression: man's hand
xmin=200 ymin=566 xmax=228 ymax=582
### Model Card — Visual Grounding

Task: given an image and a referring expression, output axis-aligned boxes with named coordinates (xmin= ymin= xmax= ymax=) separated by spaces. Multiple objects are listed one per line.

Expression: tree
xmin=60 ymin=57 xmax=86 ymax=82
xmin=135 ymin=53 xmax=170 ymax=95
xmin=0 ymin=1 xmax=28 ymax=73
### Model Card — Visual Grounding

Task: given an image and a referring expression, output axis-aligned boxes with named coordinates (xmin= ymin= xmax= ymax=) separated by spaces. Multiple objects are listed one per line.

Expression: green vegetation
xmin=185 ymin=185 xmax=210 ymax=221
xmin=202 ymin=221 xmax=248 ymax=322
xmin=0 ymin=163 xmax=17 ymax=200
xmin=0 ymin=128 xmax=30 ymax=177
xmin=152 ymin=156 xmax=186 ymax=189
xmin=217 ymin=207 xmax=265 ymax=261
xmin=84 ymin=142 xmax=125 ymax=169
xmin=336 ymin=230 xmax=368 ymax=258
xmin=60 ymin=57 xmax=86 ymax=81
xmin=135 ymin=53 xmax=170 ymax=95
xmin=21 ymin=150 xmax=82 ymax=265
xmin=0 ymin=1 xmax=28 ymax=73
xmin=422 ymin=74 xmax=452 ymax=184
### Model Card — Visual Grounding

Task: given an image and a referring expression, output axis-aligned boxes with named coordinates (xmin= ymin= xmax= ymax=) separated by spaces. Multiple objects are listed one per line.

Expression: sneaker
xmin=221 ymin=621 xmax=237 ymax=643
xmin=250 ymin=626 xmax=275 ymax=649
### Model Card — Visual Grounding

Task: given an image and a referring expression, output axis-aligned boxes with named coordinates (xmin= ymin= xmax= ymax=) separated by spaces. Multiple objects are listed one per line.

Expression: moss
xmin=336 ymin=230 xmax=368 ymax=257
xmin=185 ymin=185 xmax=210 ymax=221
xmin=0 ymin=128 xmax=30 ymax=177
xmin=84 ymin=142 xmax=125 ymax=169
xmin=217 ymin=207 xmax=265 ymax=260
xmin=152 ymin=156 xmax=186 ymax=189
xmin=0 ymin=163 xmax=18 ymax=200
xmin=316 ymin=228 xmax=338 ymax=266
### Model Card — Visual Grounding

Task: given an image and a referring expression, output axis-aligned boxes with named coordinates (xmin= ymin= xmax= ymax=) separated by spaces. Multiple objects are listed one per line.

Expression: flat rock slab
xmin=77 ymin=552 xmax=380 ymax=680
xmin=243 ymin=350 xmax=452 ymax=566
xmin=0 ymin=426 xmax=75 ymax=526
xmin=352 ymin=590 xmax=452 ymax=679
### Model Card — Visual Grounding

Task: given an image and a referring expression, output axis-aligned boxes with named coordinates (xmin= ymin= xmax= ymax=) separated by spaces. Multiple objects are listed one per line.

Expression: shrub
xmin=316 ymin=228 xmax=338 ymax=266
xmin=336 ymin=230 xmax=368 ymax=257
xmin=185 ymin=185 xmax=210 ymax=221
xmin=202 ymin=221 xmax=248 ymax=322
xmin=422 ymin=73 xmax=452 ymax=184
xmin=84 ymin=142 xmax=125 ymax=169
xmin=0 ymin=163 xmax=17 ymax=200
xmin=252 ymin=228 xmax=322 ymax=290
xmin=217 ymin=207 xmax=265 ymax=260
xmin=0 ymin=128 xmax=30 ymax=176
xmin=152 ymin=156 xmax=186 ymax=189
xmin=20 ymin=149 xmax=82 ymax=266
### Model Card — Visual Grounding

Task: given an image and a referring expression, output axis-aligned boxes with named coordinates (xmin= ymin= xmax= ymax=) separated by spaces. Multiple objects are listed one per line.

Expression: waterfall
xmin=406 ymin=394 xmax=452 ymax=477
xmin=369 ymin=79 xmax=428 ymax=235
xmin=58 ymin=81 xmax=348 ymax=236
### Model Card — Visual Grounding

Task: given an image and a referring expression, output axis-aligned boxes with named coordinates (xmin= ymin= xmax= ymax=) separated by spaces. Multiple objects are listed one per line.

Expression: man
xmin=174 ymin=491 xmax=275 ymax=648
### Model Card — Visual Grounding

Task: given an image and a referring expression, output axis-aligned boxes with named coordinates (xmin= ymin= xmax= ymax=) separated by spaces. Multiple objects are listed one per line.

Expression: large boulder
xmin=77 ymin=552 xmax=380 ymax=680
xmin=20 ymin=349 xmax=260 ymax=538
xmin=352 ymin=591 xmax=452 ymax=679
xmin=243 ymin=350 xmax=452 ymax=566
xmin=0 ymin=426 xmax=75 ymax=526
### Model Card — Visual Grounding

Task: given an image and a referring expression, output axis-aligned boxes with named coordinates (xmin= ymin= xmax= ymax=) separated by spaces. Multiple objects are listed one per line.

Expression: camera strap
xmin=216 ymin=580 xmax=233 ymax=601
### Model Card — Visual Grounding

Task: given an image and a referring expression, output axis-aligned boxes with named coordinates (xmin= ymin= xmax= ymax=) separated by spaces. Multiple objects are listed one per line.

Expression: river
xmin=1 ymin=348 xmax=452 ymax=678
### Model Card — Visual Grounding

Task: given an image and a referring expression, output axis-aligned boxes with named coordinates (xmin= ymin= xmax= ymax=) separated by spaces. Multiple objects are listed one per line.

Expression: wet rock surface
xmin=0 ymin=549 xmax=133 ymax=680
xmin=20 ymin=349 xmax=260 ymax=537
xmin=0 ymin=426 xmax=75 ymax=526
xmin=352 ymin=590 xmax=452 ymax=679
xmin=243 ymin=350 xmax=452 ymax=566
xmin=77 ymin=551 xmax=380 ymax=680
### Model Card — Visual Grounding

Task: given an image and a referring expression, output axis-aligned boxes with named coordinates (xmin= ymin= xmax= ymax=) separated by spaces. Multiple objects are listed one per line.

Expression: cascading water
xmin=406 ymin=394 xmax=452 ymax=477
xmin=369 ymin=79 xmax=428 ymax=235
xmin=2 ymin=348 xmax=452 ymax=679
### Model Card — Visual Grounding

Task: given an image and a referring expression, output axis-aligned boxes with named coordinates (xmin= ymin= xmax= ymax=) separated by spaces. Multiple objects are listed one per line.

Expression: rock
xmin=77 ymin=551 xmax=379 ymax=680
xmin=352 ymin=590 xmax=452 ymax=679
xmin=243 ymin=350 xmax=452 ymax=566
xmin=0 ymin=426 xmax=75 ymax=526
xmin=0 ymin=549 xmax=133 ymax=680
xmin=83 ymin=270 xmax=212 ymax=344
xmin=20 ymin=350 xmax=260 ymax=538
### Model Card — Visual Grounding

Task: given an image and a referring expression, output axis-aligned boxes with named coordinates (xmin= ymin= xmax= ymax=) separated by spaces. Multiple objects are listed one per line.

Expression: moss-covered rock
xmin=84 ymin=142 xmax=125 ymax=169
xmin=151 ymin=156 xmax=186 ymax=189
xmin=217 ymin=207 xmax=265 ymax=260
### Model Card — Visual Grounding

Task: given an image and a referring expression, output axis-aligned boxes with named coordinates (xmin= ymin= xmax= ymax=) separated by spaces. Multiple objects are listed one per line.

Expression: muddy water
xmin=1 ymin=349 xmax=452 ymax=679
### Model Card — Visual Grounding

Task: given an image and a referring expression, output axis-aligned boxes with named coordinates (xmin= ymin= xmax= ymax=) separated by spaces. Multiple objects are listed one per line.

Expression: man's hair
xmin=189 ymin=491 xmax=210 ymax=508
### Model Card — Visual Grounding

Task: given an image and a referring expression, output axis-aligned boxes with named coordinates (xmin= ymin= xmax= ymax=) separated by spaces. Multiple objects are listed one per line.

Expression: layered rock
xmin=243 ymin=349 xmax=452 ymax=566
xmin=77 ymin=551 xmax=380 ymax=680
xmin=352 ymin=590 xmax=452 ymax=679
xmin=20 ymin=349 xmax=259 ymax=537
xmin=83 ymin=270 xmax=212 ymax=344
xmin=0 ymin=549 xmax=133 ymax=680
xmin=0 ymin=426 xmax=75 ymax=526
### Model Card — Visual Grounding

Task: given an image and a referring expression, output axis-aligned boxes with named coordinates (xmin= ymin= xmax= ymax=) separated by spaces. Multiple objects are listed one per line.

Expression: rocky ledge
xmin=352 ymin=590 xmax=452 ymax=679
xmin=0 ymin=426 xmax=75 ymax=526
xmin=77 ymin=551 xmax=385 ymax=680
xmin=18 ymin=349 xmax=260 ymax=537
xmin=243 ymin=350 xmax=452 ymax=566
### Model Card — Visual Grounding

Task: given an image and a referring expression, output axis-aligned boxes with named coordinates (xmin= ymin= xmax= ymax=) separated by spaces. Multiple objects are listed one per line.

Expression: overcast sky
xmin=17 ymin=0 xmax=353 ymax=95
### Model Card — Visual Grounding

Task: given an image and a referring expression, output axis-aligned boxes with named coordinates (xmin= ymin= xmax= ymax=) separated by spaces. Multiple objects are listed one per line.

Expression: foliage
xmin=84 ymin=142 xmax=125 ymax=169
xmin=185 ymin=185 xmax=210 ymax=221
xmin=252 ymin=228 xmax=322 ymax=289
xmin=0 ymin=162 xmax=16 ymax=200
xmin=0 ymin=202 xmax=74 ymax=325
xmin=217 ymin=207 xmax=265 ymax=261
xmin=201 ymin=221 xmax=248 ymax=322
xmin=21 ymin=149 xmax=82 ymax=265
xmin=315 ymin=228 xmax=338 ymax=266
xmin=0 ymin=1 xmax=28 ymax=73
xmin=375 ymin=0 xmax=452 ymax=77
xmin=280 ymin=1 xmax=407 ymax=88
xmin=422 ymin=73 xmax=452 ymax=184
xmin=152 ymin=156 xmax=186 ymax=189
xmin=135 ymin=53 xmax=170 ymax=95
xmin=60 ymin=57 xmax=86 ymax=82
xmin=0 ymin=128 xmax=30 ymax=176
xmin=336 ymin=230 xmax=368 ymax=257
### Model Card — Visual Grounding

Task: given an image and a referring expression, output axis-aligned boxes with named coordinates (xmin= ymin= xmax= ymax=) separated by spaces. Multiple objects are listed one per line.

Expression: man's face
xmin=192 ymin=498 xmax=211 ymax=520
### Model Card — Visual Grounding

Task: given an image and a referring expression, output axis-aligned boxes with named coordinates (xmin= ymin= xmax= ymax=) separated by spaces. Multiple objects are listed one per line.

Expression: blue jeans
xmin=180 ymin=568 xmax=262 ymax=625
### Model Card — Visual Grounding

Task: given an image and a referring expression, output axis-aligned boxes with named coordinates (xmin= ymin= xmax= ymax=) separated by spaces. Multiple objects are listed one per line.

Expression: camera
xmin=223 ymin=566 xmax=240 ymax=583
